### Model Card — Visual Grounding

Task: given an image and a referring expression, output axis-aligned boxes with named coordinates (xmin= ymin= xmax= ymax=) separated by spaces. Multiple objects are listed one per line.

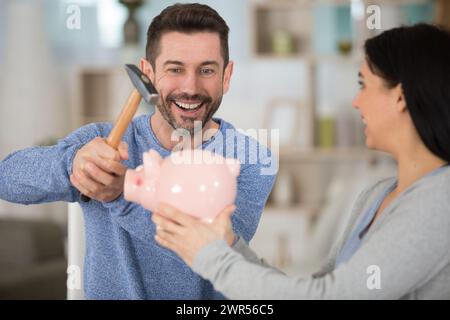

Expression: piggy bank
xmin=124 ymin=149 xmax=240 ymax=222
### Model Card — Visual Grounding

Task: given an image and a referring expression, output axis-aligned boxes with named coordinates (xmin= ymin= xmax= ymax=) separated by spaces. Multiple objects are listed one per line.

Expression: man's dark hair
xmin=365 ymin=23 xmax=450 ymax=163
xmin=146 ymin=3 xmax=229 ymax=69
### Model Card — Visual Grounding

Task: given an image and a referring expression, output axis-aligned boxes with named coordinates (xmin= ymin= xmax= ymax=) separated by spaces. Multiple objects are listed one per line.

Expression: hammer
xmin=80 ymin=64 xmax=159 ymax=202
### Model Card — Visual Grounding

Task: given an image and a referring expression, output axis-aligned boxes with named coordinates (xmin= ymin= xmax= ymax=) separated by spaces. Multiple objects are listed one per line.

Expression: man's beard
xmin=156 ymin=92 xmax=222 ymax=136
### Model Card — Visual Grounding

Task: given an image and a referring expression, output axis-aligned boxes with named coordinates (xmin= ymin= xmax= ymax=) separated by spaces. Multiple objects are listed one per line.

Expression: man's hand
xmin=70 ymin=137 xmax=129 ymax=202
xmin=152 ymin=203 xmax=236 ymax=266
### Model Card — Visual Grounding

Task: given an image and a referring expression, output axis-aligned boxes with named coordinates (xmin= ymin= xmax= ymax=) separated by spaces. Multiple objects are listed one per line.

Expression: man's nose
xmin=180 ymin=71 xmax=200 ymax=96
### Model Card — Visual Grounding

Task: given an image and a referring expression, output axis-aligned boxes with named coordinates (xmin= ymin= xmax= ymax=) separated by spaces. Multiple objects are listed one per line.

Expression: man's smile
xmin=173 ymin=100 xmax=204 ymax=111
xmin=170 ymin=99 xmax=206 ymax=118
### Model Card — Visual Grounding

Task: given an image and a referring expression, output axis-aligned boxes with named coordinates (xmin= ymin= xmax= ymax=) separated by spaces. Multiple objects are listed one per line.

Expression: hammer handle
xmin=80 ymin=89 xmax=142 ymax=203
xmin=107 ymin=89 xmax=142 ymax=149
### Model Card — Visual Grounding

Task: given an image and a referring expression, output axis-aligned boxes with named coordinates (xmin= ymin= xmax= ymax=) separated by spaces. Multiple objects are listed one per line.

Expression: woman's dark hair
xmin=146 ymin=3 xmax=229 ymax=69
xmin=365 ymin=23 xmax=450 ymax=163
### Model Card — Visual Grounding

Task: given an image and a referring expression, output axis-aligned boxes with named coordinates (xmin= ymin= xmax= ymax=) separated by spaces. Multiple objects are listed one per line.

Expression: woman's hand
xmin=152 ymin=203 xmax=236 ymax=266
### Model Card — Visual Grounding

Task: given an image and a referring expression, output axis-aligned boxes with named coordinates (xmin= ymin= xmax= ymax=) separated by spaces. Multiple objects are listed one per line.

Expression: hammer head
xmin=125 ymin=64 xmax=159 ymax=104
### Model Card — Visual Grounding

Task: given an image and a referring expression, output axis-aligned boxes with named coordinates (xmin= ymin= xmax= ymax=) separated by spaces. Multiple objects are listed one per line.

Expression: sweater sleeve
xmin=192 ymin=177 xmax=450 ymax=299
xmin=232 ymin=236 xmax=281 ymax=271
xmin=0 ymin=123 xmax=108 ymax=205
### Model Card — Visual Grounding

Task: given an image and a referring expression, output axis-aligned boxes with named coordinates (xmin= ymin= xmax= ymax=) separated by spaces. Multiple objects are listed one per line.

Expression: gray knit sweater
xmin=192 ymin=166 xmax=450 ymax=299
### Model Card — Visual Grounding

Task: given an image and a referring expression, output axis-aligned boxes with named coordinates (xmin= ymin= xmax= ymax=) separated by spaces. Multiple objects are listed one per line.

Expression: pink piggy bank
xmin=124 ymin=149 xmax=240 ymax=222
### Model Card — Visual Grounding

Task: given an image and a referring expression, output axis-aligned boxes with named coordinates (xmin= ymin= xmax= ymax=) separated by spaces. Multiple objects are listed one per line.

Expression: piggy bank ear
xmin=143 ymin=149 xmax=162 ymax=179
xmin=225 ymin=158 xmax=240 ymax=177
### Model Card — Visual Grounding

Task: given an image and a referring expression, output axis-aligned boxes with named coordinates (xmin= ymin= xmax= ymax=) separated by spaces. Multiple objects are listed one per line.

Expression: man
xmin=0 ymin=3 xmax=275 ymax=299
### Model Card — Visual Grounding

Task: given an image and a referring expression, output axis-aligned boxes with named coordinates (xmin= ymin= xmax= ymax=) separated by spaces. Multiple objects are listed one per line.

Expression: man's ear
xmin=223 ymin=61 xmax=234 ymax=94
xmin=394 ymin=84 xmax=407 ymax=113
xmin=140 ymin=58 xmax=155 ymax=83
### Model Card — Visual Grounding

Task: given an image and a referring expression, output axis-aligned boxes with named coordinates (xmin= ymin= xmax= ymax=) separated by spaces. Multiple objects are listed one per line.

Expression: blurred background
xmin=0 ymin=0 xmax=448 ymax=299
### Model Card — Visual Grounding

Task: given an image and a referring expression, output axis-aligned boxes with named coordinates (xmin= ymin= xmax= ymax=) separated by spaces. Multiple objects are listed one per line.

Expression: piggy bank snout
xmin=124 ymin=169 xmax=144 ymax=203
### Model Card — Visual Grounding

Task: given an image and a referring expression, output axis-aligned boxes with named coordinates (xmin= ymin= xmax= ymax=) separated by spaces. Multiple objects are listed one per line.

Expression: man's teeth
xmin=175 ymin=101 xmax=202 ymax=110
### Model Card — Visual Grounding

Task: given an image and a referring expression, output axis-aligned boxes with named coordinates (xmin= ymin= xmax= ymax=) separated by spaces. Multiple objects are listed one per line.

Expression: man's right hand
xmin=70 ymin=137 xmax=129 ymax=202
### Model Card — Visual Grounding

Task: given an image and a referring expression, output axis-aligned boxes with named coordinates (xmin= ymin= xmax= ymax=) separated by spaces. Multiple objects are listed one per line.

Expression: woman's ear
xmin=140 ymin=58 xmax=155 ymax=83
xmin=394 ymin=84 xmax=407 ymax=113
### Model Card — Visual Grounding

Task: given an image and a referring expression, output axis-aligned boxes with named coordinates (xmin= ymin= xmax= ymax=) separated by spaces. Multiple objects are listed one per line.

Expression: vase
xmin=119 ymin=0 xmax=144 ymax=45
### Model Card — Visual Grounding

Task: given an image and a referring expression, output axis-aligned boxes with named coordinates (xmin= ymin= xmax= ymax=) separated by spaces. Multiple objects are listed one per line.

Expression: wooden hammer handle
xmin=80 ymin=89 xmax=141 ymax=203
xmin=106 ymin=89 xmax=142 ymax=149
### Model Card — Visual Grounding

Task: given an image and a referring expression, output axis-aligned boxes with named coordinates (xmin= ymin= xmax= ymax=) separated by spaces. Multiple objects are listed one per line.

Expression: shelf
xmin=251 ymin=0 xmax=435 ymax=59
xmin=277 ymin=146 xmax=386 ymax=162
xmin=70 ymin=65 xmax=135 ymax=130
xmin=310 ymin=54 xmax=362 ymax=64
xmin=263 ymin=204 xmax=316 ymax=216
xmin=253 ymin=53 xmax=362 ymax=64
xmin=252 ymin=53 xmax=309 ymax=60
xmin=251 ymin=1 xmax=313 ymax=57
xmin=250 ymin=1 xmax=422 ymax=156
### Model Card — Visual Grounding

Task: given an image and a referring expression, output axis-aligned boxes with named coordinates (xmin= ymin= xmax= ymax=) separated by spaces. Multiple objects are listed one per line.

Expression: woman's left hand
xmin=152 ymin=203 xmax=236 ymax=266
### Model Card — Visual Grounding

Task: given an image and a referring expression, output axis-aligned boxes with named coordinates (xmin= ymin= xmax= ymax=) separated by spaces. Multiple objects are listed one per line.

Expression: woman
xmin=152 ymin=24 xmax=450 ymax=299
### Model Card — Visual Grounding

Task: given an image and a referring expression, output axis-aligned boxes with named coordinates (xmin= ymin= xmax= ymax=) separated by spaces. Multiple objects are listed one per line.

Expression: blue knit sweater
xmin=0 ymin=114 xmax=276 ymax=299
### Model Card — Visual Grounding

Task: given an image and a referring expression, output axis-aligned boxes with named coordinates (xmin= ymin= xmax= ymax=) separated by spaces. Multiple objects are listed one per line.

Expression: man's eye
xmin=200 ymin=68 xmax=215 ymax=75
xmin=168 ymin=68 xmax=182 ymax=74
